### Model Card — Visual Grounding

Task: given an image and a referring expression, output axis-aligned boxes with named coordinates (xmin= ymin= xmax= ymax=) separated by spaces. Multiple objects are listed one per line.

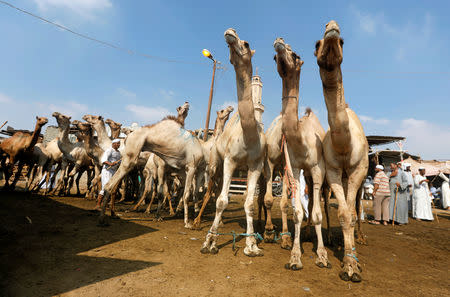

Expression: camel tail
xmin=305 ymin=107 xmax=312 ymax=116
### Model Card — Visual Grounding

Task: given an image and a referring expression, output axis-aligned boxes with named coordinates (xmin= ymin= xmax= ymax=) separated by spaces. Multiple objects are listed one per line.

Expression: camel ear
xmin=99 ymin=116 xmax=103 ymax=121
xmin=251 ymin=49 xmax=255 ymax=57
xmin=300 ymin=60 xmax=304 ymax=66
xmin=36 ymin=116 xmax=38 ymax=120
xmin=177 ymin=107 xmax=181 ymax=112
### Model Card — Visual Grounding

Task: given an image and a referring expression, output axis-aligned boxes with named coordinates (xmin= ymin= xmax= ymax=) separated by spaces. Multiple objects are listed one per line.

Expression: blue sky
xmin=0 ymin=0 xmax=449 ymax=159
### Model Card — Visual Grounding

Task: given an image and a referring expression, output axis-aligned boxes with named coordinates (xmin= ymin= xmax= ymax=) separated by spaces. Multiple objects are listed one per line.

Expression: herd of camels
xmin=0 ymin=21 xmax=368 ymax=282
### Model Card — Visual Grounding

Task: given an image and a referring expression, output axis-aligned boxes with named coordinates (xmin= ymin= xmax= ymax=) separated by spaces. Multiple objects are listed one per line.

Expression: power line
xmin=0 ymin=0 xmax=207 ymax=65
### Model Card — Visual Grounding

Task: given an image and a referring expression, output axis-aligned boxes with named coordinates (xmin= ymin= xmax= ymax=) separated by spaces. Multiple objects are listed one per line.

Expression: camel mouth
xmin=324 ymin=28 xmax=340 ymax=40
xmin=224 ymin=29 xmax=238 ymax=45
xmin=82 ymin=115 xmax=90 ymax=121
xmin=274 ymin=41 xmax=286 ymax=53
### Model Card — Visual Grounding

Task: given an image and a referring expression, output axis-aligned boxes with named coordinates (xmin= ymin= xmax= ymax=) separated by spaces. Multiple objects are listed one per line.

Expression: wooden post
xmin=0 ymin=121 xmax=7 ymax=130
xmin=203 ymin=60 xmax=217 ymax=141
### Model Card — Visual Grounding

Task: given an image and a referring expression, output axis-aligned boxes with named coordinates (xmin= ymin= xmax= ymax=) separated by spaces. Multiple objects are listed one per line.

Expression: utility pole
xmin=202 ymin=49 xmax=217 ymax=141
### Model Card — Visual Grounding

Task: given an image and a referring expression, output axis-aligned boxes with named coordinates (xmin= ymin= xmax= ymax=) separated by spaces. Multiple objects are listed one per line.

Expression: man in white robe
xmin=95 ymin=139 xmax=121 ymax=210
xmin=413 ymin=167 xmax=434 ymax=221
xmin=404 ymin=163 xmax=414 ymax=214
xmin=439 ymin=171 xmax=450 ymax=210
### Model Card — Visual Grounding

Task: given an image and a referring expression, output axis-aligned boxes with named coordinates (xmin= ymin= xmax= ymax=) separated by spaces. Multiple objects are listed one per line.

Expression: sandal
xmin=382 ymin=221 xmax=388 ymax=226
xmin=369 ymin=220 xmax=380 ymax=225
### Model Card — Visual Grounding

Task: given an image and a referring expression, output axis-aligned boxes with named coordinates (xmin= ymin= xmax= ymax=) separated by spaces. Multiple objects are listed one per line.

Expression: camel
xmin=98 ymin=101 xmax=205 ymax=229
xmin=191 ymin=106 xmax=235 ymax=228
xmin=105 ymin=119 xmax=122 ymax=140
xmin=82 ymin=115 xmax=112 ymax=151
xmin=200 ymin=29 xmax=266 ymax=256
xmin=131 ymin=102 xmax=194 ymax=215
xmin=315 ymin=20 xmax=369 ymax=282
xmin=0 ymin=116 xmax=48 ymax=190
xmin=51 ymin=112 xmax=93 ymax=196
xmin=273 ymin=37 xmax=330 ymax=270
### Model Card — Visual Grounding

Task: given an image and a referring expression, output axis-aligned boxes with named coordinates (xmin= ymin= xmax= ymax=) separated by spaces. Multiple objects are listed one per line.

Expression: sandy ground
xmin=1 ymin=188 xmax=449 ymax=297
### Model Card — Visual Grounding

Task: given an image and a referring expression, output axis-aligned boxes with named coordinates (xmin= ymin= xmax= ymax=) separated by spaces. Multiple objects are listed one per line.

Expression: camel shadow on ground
xmin=0 ymin=192 xmax=160 ymax=297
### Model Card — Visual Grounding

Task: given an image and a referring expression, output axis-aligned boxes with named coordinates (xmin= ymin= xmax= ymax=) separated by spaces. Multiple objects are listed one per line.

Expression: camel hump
xmin=305 ymin=107 xmax=313 ymax=116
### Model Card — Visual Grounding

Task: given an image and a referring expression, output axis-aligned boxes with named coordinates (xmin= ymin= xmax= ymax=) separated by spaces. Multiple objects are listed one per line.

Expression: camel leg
xmin=355 ymin=186 xmax=367 ymax=245
xmin=181 ymin=167 xmax=195 ymax=229
xmin=327 ymin=166 xmax=362 ymax=282
xmin=193 ymin=179 xmax=214 ymax=228
xmin=75 ymin=168 xmax=84 ymax=196
xmin=10 ymin=160 xmax=25 ymax=190
xmin=286 ymin=168 xmax=304 ymax=270
xmin=263 ymin=159 xmax=276 ymax=242
xmin=193 ymin=170 xmax=204 ymax=213
xmin=201 ymin=157 xmax=236 ymax=254
xmin=146 ymin=166 xmax=164 ymax=215
xmin=132 ymin=170 xmax=153 ymax=211
xmin=99 ymin=160 xmax=136 ymax=226
xmin=280 ymin=174 xmax=292 ymax=249
xmin=323 ymin=186 xmax=332 ymax=245
xmin=242 ymin=162 xmax=264 ymax=257
xmin=309 ymin=165 xmax=330 ymax=269
xmin=165 ymin=180 xmax=175 ymax=215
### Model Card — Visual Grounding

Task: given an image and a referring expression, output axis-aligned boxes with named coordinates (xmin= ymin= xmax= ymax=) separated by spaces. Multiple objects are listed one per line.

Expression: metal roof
xmin=366 ymin=135 xmax=405 ymax=147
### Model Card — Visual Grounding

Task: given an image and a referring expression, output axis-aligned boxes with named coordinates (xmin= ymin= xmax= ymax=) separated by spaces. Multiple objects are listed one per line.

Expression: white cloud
xmin=0 ymin=93 xmax=13 ymax=103
xmin=360 ymin=115 xmax=390 ymax=125
xmin=350 ymin=6 xmax=436 ymax=62
xmin=159 ymin=89 xmax=175 ymax=101
xmin=126 ymin=104 xmax=169 ymax=123
xmin=33 ymin=0 xmax=112 ymax=19
xmin=396 ymin=118 xmax=450 ymax=160
xmin=117 ymin=88 xmax=136 ymax=99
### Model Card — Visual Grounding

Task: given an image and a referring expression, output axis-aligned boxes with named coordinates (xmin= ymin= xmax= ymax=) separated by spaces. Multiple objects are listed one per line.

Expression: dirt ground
xmin=1 ymin=189 xmax=449 ymax=297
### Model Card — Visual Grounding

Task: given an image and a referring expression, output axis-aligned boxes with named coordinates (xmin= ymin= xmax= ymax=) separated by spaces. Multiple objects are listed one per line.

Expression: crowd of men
xmin=366 ymin=162 xmax=449 ymax=226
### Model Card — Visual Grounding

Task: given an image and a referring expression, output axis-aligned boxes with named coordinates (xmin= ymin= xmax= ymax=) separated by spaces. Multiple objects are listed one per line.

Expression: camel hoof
xmin=184 ymin=223 xmax=193 ymax=229
xmin=263 ymin=231 xmax=276 ymax=243
xmin=339 ymin=271 xmax=350 ymax=282
xmin=200 ymin=246 xmax=210 ymax=254
xmin=351 ymin=273 xmax=362 ymax=283
xmin=285 ymin=263 xmax=302 ymax=271
xmin=210 ymin=246 xmax=219 ymax=254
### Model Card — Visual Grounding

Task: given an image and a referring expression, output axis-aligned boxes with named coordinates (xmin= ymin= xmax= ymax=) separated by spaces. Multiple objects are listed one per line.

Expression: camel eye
xmin=315 ymin=40 xmax=320 ymax=50
xmin=273 ymin=55 xmax=277 ymax=62
xmin=340 ymin=38 xmax=344 ymax=46
xmin=244 ymin=41 xmax=250 ymax=48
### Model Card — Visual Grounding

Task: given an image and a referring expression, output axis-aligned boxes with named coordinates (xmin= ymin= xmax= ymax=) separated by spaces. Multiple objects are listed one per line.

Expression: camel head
xmin=82 ymin=114 xmax=104 ymax=126
xmin=121 ymin=127 xmax=133 ymax=135
xmin=224 ymin=28 xmax=255 ymax=69
xmin=105 ymin=119 xmax=122 ymax=130
xmin=273 ymin=37 xmax=303 ymax=80
xmin=314 ymin=20 xmax=344 ymax=71
xmin=217 ymin=106 xmax=234 ymax=122
xmin=52 ymin=112 xmax=71 ymax=130
xmin=36 ymin=116 xmax=49 ymax=127
xmin=176 ymin=101 xmax=190 ymax=120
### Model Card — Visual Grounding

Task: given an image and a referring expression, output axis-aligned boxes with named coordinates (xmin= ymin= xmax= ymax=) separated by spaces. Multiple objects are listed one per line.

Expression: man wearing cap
xmin=95 ymin=139 xmax=121 ymax=210
xmin=413 ymin=167 xmax=434 ymax=221
xmin=370 ymin=165 xmax=391 ymax=225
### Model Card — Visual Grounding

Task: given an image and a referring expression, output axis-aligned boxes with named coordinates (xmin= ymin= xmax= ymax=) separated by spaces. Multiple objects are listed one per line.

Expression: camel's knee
xmin=244 ymin=200 xmax=255 ymax=216
xmin=264 ymin=192 xmax=274 ymax=208
xmin=337 ymin=208 xmax=356 ymax=229
xmin=293 ymin=209 xmax=303 ymax=224
xmin=311 ymin=207 xmax=323 ymax=225
xmin=216 ymin=195 xmax=228 ymax=211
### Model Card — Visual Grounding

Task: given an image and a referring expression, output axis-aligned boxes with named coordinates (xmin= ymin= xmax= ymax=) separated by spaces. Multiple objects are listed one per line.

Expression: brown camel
xmin=0 ymin=116 xmax=48 ymax=190
xmin=105 ymin=119 xmax=122 ymax=140
xmin=200 ymin=29 xmax=266 ymax=256
xmin=273 ymin=37 xmax=330 ymax=270
xmin=315 ymin=20 xmax=369 ymax=282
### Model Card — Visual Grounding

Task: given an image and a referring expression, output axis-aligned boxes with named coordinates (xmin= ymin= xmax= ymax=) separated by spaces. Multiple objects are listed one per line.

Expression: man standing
xmin=369 ymin=165 xmax=391 ymax=225
xmin=404 ymin=163 xmax=414 ymax=214
xmin=95 ymin=139 xmax=121 ymax=211
xmin=389 ymin=163 xmax=409 ymax=225
xmin=413 ymin=167 xmax=434 ymax=221
xmin=438 ymin=171 xmax=450 ymax=210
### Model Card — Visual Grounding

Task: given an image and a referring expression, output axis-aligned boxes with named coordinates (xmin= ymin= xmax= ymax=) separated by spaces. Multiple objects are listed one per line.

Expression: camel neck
xmin=212 ymin=117 xmax=225 ymax=137
xmin=235 ymin=68 xmax=258 ymax=143
xmin=28 ymin=123 xmax=43 ymax=149
xmin=94 ymin=121 xmax=111 ymax=146
xmin=110 ymin=127 xmax=121 ymax=140
xmin=321 ymin=68 xmax=351 ymax=149
xmin=281 ymin=74 xmax=300 ymax=141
